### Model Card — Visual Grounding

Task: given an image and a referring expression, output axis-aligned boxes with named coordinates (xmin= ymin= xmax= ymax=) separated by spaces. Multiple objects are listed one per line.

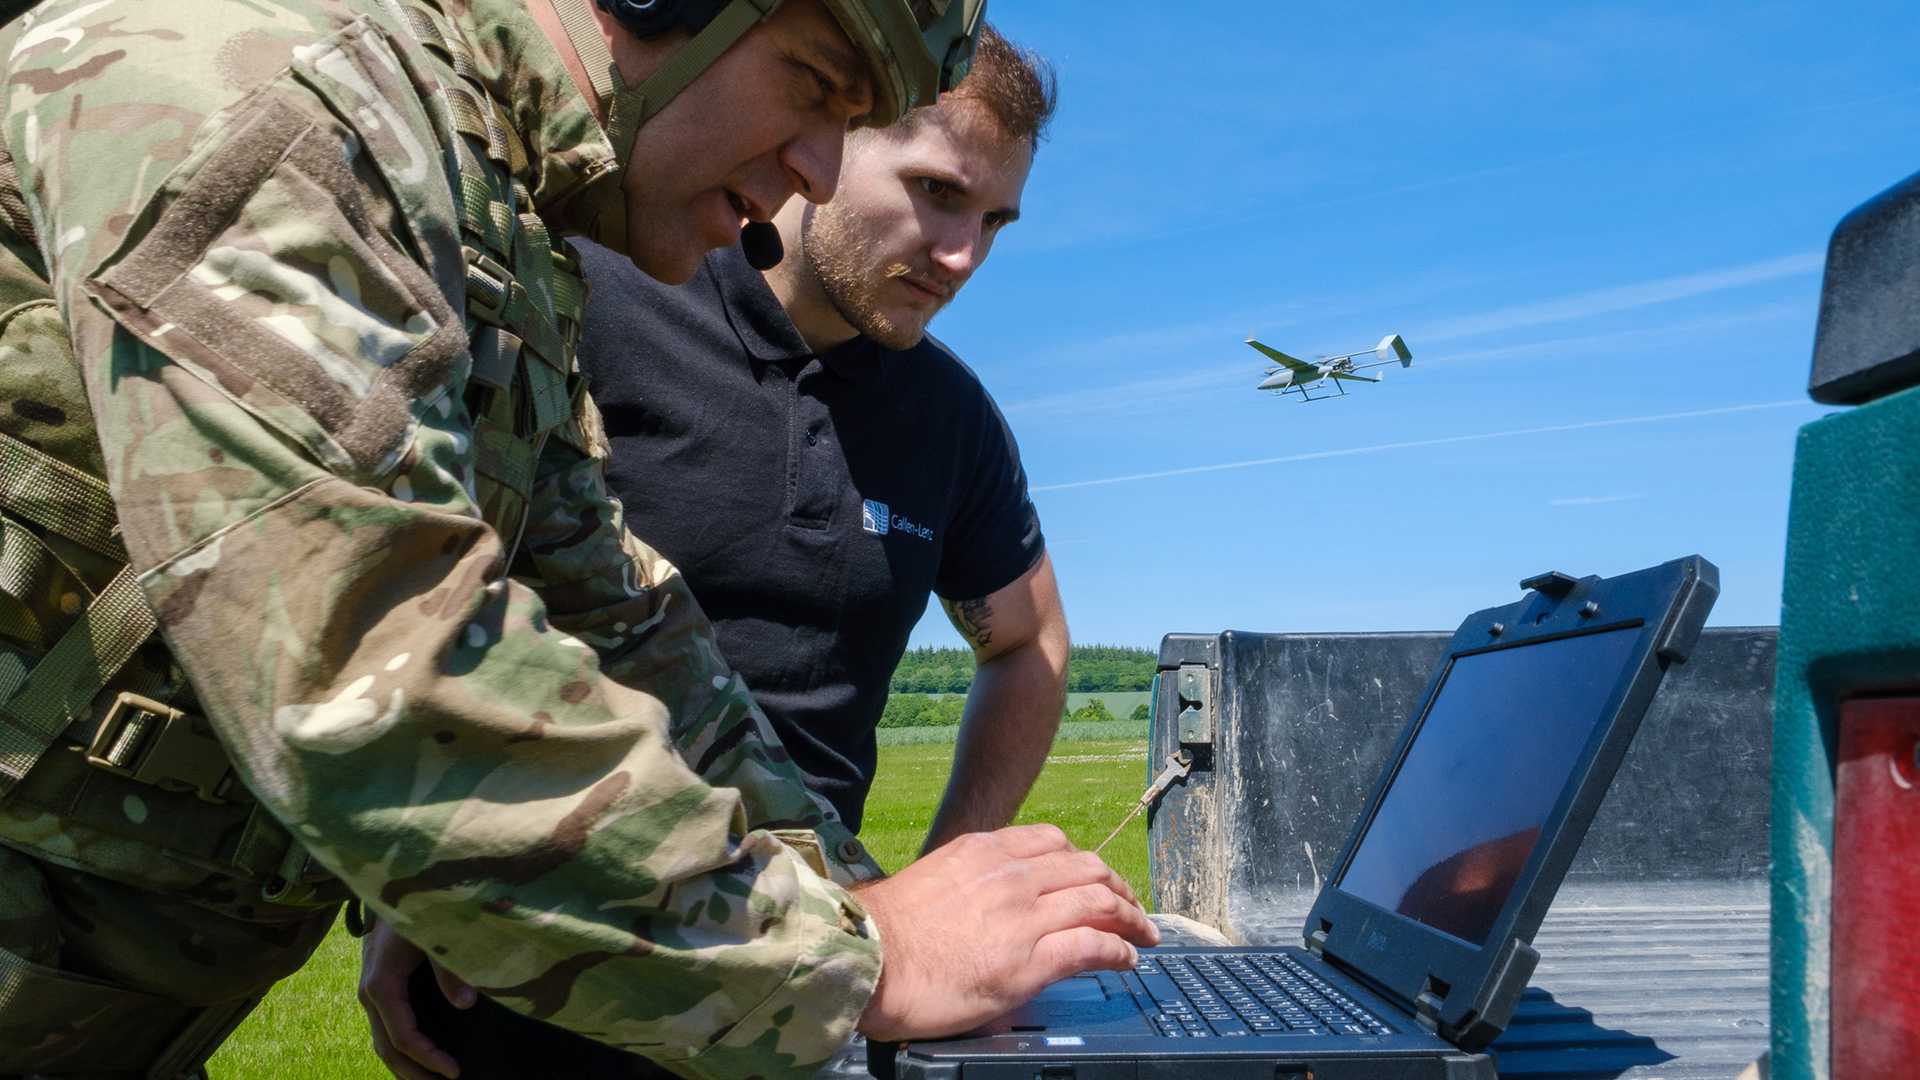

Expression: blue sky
xmin=906 ymin=2 xmax=1918 ymax=650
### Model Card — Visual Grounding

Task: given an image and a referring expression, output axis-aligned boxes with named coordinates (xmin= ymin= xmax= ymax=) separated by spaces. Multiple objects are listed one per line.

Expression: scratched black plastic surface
xmin=1810 ymin=169 xmax=1920 ymax=404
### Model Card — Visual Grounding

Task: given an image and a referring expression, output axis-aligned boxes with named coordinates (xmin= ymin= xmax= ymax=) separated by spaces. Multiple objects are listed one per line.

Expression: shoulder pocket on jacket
xmin=84 ymin=18 xmax=466 ymax=484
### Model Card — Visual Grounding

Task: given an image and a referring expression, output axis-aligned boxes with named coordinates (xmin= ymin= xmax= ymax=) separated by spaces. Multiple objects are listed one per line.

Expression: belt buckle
xmin=86 ymin=692 xmax=233 ymax=803
xmin=464 ymin=247 xmax=512 ymax=323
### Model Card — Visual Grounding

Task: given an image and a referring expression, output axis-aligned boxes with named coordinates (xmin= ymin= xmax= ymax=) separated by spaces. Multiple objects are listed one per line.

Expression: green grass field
xmin=209 ymin=736 xmax=1152 ymax=1078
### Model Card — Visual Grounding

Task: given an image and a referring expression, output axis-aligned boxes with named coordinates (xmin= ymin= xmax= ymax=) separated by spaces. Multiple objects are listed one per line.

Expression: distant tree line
xmin=889 ymin=644 xmax=1156 ymax=695
xmin=877 ymin=693 xmax=1155 ymax=730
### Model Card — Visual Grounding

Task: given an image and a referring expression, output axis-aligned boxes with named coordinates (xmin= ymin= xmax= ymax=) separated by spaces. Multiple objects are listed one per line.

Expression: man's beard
xmin=800 ymin=203 xmax=935 ymax=351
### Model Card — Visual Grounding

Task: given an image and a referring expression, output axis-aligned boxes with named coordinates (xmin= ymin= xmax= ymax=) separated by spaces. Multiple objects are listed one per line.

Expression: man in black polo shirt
xmin=574 ymin=24 xmax=1064 ymax=844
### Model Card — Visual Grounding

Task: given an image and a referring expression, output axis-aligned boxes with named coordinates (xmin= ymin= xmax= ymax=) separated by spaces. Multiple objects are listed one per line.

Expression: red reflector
xmin=1833 ymin=696 xmax=1920 ymax=1078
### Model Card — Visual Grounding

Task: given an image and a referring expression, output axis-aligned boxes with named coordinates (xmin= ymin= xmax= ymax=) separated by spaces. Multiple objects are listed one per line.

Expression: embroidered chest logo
xmin=862 ymin=498 xmax=934 ymax=542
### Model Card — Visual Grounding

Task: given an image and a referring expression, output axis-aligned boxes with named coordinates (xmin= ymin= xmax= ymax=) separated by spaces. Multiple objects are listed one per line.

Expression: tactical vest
xmin=0 ymin=2 xmax=588 ymax=1072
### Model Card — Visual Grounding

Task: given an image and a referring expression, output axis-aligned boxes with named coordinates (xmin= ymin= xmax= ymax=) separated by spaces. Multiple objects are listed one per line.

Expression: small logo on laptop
xmin=861 ymin=499 xmax=890 ymax=536
xmin=1364 ymin=930 xmax=1390 ymax=953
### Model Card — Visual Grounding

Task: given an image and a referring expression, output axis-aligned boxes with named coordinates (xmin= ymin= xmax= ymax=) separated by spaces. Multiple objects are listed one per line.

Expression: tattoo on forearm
xmin=948 ymin=596 xmax=994 ymax=648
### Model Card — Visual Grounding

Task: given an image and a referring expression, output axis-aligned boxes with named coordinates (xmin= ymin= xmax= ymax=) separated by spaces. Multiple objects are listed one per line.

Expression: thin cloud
xmin=1415 ymin=252 xmax=1824 ymax=344
xmin=1424 ymin=301 xmax=1805 ymax=367
xmin=1549 ymin=494 xmax=1648 ymax=507
xmin=1006 ymin=299 xmax=1319 ymax=374
xmin=1032 ymin=400 xmax=1815 ymax=493
xmin=1002 ymin=360 xmax=1250 ymax=418
xmin=1013 ymin=84 xmax=1920 ymax=256
xmin=1781 ymin=85 xmax=1920 ymax=118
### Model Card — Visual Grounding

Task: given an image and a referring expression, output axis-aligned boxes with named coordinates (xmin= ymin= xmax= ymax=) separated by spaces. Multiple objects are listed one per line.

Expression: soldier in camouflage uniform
xmin=0 ymin=0 xmax=1158 ymax=1076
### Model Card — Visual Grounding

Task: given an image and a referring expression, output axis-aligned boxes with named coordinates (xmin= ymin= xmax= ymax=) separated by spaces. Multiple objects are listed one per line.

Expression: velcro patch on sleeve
xmin=85 ymin=19 xmax=465 ymax=484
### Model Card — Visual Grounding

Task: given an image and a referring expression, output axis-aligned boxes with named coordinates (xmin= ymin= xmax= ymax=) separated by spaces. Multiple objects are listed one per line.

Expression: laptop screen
xmin=1334 ymin=626 xmax=1641 ymax=945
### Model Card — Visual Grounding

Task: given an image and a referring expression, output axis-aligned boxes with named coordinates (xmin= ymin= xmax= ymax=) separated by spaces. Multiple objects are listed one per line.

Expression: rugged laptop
xmin=872 ymin=555 xmax=1719 ymax=1080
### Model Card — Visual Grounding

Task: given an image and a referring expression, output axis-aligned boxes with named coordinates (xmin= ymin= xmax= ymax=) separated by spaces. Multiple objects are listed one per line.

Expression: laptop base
xmin=874 ymin=946 xmax=1493 ymax=1080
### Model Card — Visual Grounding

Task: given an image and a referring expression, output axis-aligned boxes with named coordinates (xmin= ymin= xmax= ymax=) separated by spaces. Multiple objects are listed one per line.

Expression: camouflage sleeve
xmin=4 ymin=5 xmax=878 ymax=1075
xmin=521 ymin=404 xmax=886 ymax=886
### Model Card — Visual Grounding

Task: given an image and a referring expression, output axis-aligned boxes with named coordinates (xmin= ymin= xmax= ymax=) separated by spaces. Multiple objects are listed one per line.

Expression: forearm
xmin=922 ymin=645 xmax=1066 ymax=852
xmin=126 ymin=410 xmax=882 ymax=1074
xmin=523 ymin=415 xmax=881 ymax=884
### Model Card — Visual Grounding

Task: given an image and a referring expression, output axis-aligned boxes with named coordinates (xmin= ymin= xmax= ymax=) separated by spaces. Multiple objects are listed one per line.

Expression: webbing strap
xmin=550 ymin=244 xmax=587 ymax=332
xmin=553 ymin=0 xmax=619 ymax=104
xmin=491 ymin=96 xmax=531 ymax=178
xmin=0 ymin=428 xmax=123 ymax=560
xmin=0 ymin=131 xmax=36 ymax=249
xmin=463 ymin=248 xmax=572 ymax=434
xmin=551 ymin=0 xmax=781 ymax=157
xmin=516 ymin=209 xmax=551 ymax=271
xmin=397 ymin=0 xmax=479 ymax=84
xmin=623 ymin=0 xmax=779 ymax=148
xmin=455 ymin=171 xmax=511 ymax=260
xmin=0 ymin=565 xmax=155 ymax=793
xmin=0 ymin=517 xmax=52 ymax=646
xmin=445 ymin=83 xmax=510 ymax=168
xmin=399 ymin=2 xmax=445 ymax=52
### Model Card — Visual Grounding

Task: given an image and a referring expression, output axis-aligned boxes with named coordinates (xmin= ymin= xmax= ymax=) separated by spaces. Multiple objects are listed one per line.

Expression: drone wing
xmin=1245 ymin=338 xmax=1319 ymax=376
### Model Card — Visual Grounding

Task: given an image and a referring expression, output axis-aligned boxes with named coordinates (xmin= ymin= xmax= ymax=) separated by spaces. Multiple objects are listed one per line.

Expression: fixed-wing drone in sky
xmin=1249 ymin=333 xmax=1413 ymax=401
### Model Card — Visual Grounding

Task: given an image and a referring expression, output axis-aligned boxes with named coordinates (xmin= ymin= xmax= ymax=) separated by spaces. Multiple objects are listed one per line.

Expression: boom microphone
xmin=741 ymin=221 xmax=784 ymax=270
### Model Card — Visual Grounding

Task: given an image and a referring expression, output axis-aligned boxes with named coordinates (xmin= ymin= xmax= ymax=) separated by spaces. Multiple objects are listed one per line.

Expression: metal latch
xmin=1520 ymin=569 xmax=1580 ymax=599
xmin=87 ymin=692 xmax=235 ymax=803
xmin=1175 ymin=663 xmax=1212 ymax=747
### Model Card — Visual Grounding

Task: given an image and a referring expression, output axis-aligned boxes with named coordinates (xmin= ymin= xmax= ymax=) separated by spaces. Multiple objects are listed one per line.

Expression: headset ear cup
xmin=596 ymin=0 xmax=733 ymax=39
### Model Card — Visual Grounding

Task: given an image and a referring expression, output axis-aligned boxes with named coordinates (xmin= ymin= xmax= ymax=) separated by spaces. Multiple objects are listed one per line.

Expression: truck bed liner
xmin=1215 ymin=882 xmax=1767 ymax=1079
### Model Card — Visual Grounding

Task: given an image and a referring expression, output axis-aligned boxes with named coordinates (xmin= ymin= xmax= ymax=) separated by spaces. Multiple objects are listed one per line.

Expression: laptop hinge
xmin=1305 ymin=927 xmax=1329 ymax=958
xmin=1414 ymin=989 xmax=1445 ymax=1034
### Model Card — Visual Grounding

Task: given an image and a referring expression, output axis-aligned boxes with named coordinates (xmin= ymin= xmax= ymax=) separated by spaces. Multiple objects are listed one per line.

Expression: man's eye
xmin=919 ymin=178 xmax=953 ymax=198
xmin=788 ymin=57 xmax=840 ymax=107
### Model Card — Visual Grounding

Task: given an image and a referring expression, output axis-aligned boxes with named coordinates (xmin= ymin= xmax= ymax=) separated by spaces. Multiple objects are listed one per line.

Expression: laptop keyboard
xmin=1133 ymin=953 xmax=1394 ymax=1039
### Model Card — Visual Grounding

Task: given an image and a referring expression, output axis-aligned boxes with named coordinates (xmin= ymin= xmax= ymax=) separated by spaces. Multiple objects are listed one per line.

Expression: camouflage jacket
xmin=1 ymin=2 xmax=882 ymax=1075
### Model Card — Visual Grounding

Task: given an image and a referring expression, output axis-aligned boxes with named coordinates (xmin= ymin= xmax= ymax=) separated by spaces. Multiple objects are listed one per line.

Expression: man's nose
xmin=781 ymin=120 xmax=846 ymax=205
xmin=930 ymin=218 xmax=983 ymax=279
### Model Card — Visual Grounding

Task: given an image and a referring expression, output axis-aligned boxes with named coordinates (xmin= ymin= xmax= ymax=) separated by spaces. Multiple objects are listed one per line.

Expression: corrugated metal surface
xmin=1219 ymin=882 xmax=1768 ymax=1079
xmin=1495 ymin=883 xmax=1768 ymax=1078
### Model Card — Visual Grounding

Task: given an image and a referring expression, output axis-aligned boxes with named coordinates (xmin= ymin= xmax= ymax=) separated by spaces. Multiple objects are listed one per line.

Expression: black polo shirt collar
xmin=710 ymin=246 xmax=883 ymax=383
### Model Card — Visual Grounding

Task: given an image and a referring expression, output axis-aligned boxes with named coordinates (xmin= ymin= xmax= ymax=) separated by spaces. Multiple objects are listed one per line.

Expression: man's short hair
xmin=891 ymin=23 xmax=1057 ymax=151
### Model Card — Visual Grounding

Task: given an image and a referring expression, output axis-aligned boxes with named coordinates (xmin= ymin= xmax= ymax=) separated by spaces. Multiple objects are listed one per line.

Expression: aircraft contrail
xmin=1031 ymin=399 xmax=1819 ymax=494
xmin=1414 ymin=252 xmax=1823 ymax=343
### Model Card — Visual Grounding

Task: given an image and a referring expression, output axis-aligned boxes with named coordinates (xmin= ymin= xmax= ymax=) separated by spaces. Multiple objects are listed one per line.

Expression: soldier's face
xmin=619 ymin=0 xmax=874 ymax=284
xmin=798 ymin=105 xmax=1032 ymax=349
